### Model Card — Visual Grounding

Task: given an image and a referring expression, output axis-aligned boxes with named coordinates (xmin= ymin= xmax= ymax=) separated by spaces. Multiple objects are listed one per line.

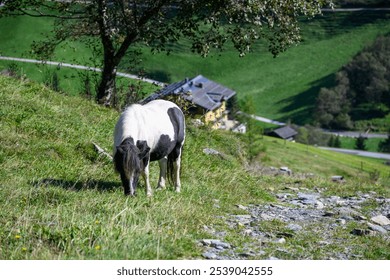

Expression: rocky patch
xmin=199 ymin=188 xmax=390 ymax=260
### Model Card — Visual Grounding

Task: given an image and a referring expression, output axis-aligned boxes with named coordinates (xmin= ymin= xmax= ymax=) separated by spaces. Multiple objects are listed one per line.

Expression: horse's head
xmin=114 ymin=137 xmax=150 ymax=196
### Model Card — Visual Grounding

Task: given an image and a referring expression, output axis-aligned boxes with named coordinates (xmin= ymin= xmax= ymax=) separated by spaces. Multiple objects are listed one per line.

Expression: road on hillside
xmin=323 ymin=130 xmax=388 ymax=139
xmin=319 ymin=147 xmax=390 ymax=160
xmin=0 ymin=56 xmax=164 ymax=86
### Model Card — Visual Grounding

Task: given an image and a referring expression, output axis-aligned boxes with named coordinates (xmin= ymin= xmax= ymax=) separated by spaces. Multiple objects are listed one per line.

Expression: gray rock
xmin=275 ymin=238 xmax=286 ymax=244
xmin=232 ymin=215 xmax=252 ymax=225
xmin=298 ymin=192 xmax=320 ymax=201
xmin=212 ymin=240 xmax=231 ymax=249
xmin=371 ymin=215 xmax=390 ymax=226
xmin=202 ymin=252 xmax=217 ymax=259
xmin=337 ymin=207 xmax=365 ymax=220
xmin=260 ymin=213 xmax=273 ymax=220
xmin=203 ymin=148 xmax=227 ymax=159
xmin=331 ymin=175 xmax=344 ymax=182
xmin=350 ymin=228 xmax=374 ymax=236
xmin=315 ymin=201 xmax=325 ymax=209
xmin=286 ymin=223 xmax=303 ymax=232
xmin=200 ymin=239 xmax=220 ymax=246
xmin=235 ymin=204 xmax=248 ymax=210
xmin=367 ymin=222 xmax=388 ymax=234
xmin=239 ymin=252 xmax=256 ymax=258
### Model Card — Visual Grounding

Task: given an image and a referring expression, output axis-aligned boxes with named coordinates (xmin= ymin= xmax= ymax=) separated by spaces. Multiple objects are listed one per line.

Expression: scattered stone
xmin=232 ymin=215 xmax=252 ymax=225
xmin=286 ymin=224 xmax=303 ymax=232
xmin=260 ymin=213 xmax=273 ymax=221
xmin=350 ymin=228 xmax=373 ymax=236
xmin=235 ymin=204 xmax=248 ymax=211
xmin=336 ymin=219 xmax=346 ymax=225
xmin=203 ymin=148 xmax=227 ymax=159
xmin=331 ymin=175 xmax=344 ymax=182
xmin=323 ymin=211 xmax=335 ymax=217
xmin=200 ymin=239 xmax=220 ymax=246
xmin=371 ymin=215 xmax=390 ymax=226
xmin=298 ymin=192 xmax=320 ymax=201
xmin=275 ymin=238 xmax=286 ymax=244
xmin=337 ymin=207 xmax=365 ymax=220
xmin=315 ymin=201 xmax=325 ymax=209
xmin=279 ymin=167 xmax=292 ymax=175
xmin=202 ymin=252 xmax=217 ymax=259
xmin=367 ymin=222 xmax=388 ymax=234
xmin=276 ymin=193 xmax=292 ymax=200
xmin=239 ymin=252 xmax=256 ymax=258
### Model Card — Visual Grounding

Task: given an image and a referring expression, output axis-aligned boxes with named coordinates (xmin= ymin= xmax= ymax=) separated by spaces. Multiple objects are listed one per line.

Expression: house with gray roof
xmin=142 ymin=75 xmax=237 ymax=129
xmin=268 ymin=126 xmax=298 ymax=141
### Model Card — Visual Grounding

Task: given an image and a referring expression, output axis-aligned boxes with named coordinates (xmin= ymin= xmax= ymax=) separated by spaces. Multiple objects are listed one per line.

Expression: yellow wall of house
xmin=203 ymin=101 xmax=228 ymax=129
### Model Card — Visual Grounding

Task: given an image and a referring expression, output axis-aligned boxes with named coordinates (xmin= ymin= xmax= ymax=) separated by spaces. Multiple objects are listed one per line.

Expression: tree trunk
xmin=96 ymin=58 xmax=117 ymax=106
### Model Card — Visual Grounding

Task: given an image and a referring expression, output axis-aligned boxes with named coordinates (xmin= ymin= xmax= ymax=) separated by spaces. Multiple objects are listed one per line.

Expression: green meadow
xmin=1 ymin=75 xmax=389 ymax=259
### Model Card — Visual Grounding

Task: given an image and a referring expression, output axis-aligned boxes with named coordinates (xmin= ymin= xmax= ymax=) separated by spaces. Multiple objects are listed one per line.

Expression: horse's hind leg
xmin=173 ymin=145 xmax=183 ymax=193
xmin=157 ymin=157 xmax=167 ymax=190
xmin=173 ymin=157 xmax=181 ymax=193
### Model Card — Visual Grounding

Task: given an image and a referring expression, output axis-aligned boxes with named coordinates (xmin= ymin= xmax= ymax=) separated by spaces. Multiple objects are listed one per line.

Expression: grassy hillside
xmin=0 ymin=75 xmax=389 ymax=259
xmin=1 ymin=11 xmax=390 ymax=125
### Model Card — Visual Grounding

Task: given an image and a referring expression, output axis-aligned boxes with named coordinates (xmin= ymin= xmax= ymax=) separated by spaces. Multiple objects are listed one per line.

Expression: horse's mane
xmin=114 ymin=138 xmax=141 ymax=176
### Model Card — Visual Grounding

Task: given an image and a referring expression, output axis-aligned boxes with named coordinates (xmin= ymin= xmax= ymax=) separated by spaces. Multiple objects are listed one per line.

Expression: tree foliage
xmin=1 ymin=0 xmax=332 ymax=105
xmin=315 ymin=35 xmax=390 ymax=130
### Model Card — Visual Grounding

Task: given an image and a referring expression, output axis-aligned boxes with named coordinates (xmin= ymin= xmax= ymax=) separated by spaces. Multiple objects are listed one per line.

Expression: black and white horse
xmin=113 ymin=100 xmax=185 ymax=196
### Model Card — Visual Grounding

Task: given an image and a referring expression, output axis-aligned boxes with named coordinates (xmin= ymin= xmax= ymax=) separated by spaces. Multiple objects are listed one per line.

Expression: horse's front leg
xmin=142 ymin=159 xmax=152 ymax=197
xmin=157 ymin=157 xmax=167 ymax=190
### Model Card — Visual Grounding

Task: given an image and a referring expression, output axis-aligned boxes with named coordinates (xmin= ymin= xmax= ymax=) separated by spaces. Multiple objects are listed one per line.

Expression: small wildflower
xmin=95 ymin=220 xmax=100 ymax=225
xmin=95 ymin=245 xmax=101 ymax=250
xmin=15 ymin=235 xmax=21 ymax=239
xmin=22 ymin=247 xmax=27 ymax=252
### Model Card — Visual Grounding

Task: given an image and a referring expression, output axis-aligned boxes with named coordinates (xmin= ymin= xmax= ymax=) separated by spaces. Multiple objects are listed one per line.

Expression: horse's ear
xmin=137 ymin=141 xmax=150 ymax=159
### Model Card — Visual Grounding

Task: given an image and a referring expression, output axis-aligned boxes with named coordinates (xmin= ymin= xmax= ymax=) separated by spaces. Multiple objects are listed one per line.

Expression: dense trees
xmin=315 ymin=35 xmax=390 ymax=130
xmin=1 ymin=0 xmax=332 ymax=105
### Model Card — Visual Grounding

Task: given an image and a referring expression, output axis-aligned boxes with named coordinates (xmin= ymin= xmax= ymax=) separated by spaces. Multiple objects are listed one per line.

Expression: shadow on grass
xmin=145 ymin=70 xmax=172 ymax=83
xmin=276 ymin=74 xmax=335 ymax=125
xmin=32 ymin=178 xmax=120 ymax=193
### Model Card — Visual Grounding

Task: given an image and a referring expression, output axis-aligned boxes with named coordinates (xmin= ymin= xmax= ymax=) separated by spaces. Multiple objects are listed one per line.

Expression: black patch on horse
xmin=149 ymin=135 xmax=175 ymax=161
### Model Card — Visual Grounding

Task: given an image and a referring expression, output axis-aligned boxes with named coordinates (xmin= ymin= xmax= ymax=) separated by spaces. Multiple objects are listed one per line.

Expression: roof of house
xmin=141 ymin=75 xmax=236 ymax=111
xmin=269 ymin=126 xmax=298 ymax=140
